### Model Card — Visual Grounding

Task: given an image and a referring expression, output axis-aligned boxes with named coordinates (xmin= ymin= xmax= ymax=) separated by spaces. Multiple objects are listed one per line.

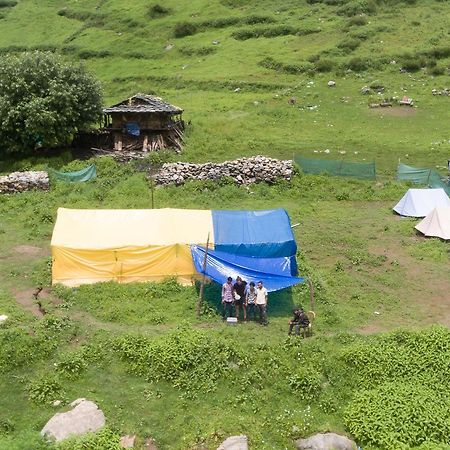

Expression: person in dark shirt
xmin=233 ymin=276 xmax=247 ymax=321
xmin=288 ymin=307 xmax=310 ymax=336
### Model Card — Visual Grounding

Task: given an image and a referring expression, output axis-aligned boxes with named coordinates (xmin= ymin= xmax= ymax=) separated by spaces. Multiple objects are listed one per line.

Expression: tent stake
xmin=307 ymin=278 xmax=315 ymax=312
xmin=197 ymin=233 xmax=210 ymax=318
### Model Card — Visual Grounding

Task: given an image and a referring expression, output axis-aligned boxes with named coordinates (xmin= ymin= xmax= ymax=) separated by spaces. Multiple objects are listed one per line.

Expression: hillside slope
xmin=1 ymin=0 xmax=449 ymax=169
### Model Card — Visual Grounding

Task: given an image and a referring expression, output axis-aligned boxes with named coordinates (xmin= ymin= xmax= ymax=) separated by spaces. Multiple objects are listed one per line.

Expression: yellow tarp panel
xmin=51 ymin=208 xmax=214 ymax=249
xmin=51 ymin=208 xmax=214 ymax=286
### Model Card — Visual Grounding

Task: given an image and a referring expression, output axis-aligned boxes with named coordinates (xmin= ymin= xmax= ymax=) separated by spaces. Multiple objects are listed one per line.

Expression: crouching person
xmin=288 ymin=307 xmax=310 ymax=336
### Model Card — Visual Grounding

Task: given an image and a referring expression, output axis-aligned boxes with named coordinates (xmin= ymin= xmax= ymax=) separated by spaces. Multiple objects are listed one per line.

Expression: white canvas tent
xmin=393 ymin=188 xmax=450 ymax=217
xmin=415 ymin=207 xmax=450 ymax=240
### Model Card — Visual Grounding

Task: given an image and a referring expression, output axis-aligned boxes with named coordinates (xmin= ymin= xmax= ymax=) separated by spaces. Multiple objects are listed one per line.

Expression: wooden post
xmin=197 ymin=234 xmax=210 ymax=318
xmin=143 ymin=135 xmax=148 ymax=152
xmin=307 ymin=278 xmax=315 ymax=312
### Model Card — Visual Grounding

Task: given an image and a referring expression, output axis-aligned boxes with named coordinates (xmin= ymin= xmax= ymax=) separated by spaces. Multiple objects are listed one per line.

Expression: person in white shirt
xmin=255 ymin=281 xmax=268 ymax=326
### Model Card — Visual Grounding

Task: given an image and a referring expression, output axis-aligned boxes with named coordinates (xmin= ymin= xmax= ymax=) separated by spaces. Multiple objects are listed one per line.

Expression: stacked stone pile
xmin=0 ymin=171 xmax=49 ymax=194
xmin=152 ymin=156 xmax=293 ymax=186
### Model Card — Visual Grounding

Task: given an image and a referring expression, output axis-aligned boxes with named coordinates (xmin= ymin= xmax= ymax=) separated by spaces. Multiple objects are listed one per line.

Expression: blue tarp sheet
xmin=191 ymin=245 xmax=304 ymax=292
xmin=126 ymin=122 xmax=140 ymax=136
xmin=212 ymin=209 xmax=297 ymax=258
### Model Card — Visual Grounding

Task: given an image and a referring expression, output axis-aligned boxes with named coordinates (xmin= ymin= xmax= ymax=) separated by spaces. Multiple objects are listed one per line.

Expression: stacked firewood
xmin=152 ymin=156 xmax=293 ymax=186
xmin=0 ymin=171 xmax=49 ymax=194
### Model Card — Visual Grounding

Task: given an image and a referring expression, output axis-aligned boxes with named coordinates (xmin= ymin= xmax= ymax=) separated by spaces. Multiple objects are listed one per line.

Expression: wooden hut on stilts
xmin=102 ymin=94 xmax=185 ymax=153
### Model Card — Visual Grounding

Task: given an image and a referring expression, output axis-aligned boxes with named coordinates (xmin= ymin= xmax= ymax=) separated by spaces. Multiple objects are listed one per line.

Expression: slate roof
xmin=103 ymin=94 xmax=183 ymax=114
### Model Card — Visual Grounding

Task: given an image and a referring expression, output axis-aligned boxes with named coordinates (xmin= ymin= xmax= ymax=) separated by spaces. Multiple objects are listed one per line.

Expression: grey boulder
xmin=295 ymin=432 xmax=357 ymax=450
xmin=217 ymin=435 xmax=248 ymax=450
xmin=41 ymin=398 xmax=105 ymax=442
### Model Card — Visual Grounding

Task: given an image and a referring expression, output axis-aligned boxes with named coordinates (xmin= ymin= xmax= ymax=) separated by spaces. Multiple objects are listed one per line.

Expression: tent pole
xmin=197 ymin=233 xmax=210 ymax=318
xmin=307 ymin=278 xmax=315 ymax=312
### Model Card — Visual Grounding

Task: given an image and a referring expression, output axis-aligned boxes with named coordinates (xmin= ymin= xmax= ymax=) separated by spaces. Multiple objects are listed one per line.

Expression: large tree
xmin=0 ymin=51 xmax=103 ymax=155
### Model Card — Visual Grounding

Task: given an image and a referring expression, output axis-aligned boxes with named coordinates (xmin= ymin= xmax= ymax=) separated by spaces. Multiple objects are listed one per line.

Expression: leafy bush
xmin=315 ymin=58 xmax=336 ymax=72
xmin=232 ymin=26 xmax=319 ymax=40
xmin=347 ymin=14 xmax=368 ymax=26
xmin=429 ymin=65 xmax=446 ymax=76
xmin=0 ymin=0 xmax=16 ymax=7
xmin=56 ymin=427 xmax=122 ymax=450
xmin=345 ymin=381 xmax=450 ymax=448
xmin=259 ymin=57 xmax=315 ymax=74
xmin=337 ymin=38 xmax=361 ymax=52
xmin=0 ymin=52 xmax=102 ymax=155
xmin=114 ymin=325 xmax=246 ymax=391
xmin=28 ymin=375 xmax=64 ymax=404
xmin=56 ymin=351 xmax=88 ymax=379
xmin=78 ymin=49 xmax=112 ymax=59
xmin=179 ymin=46 xmax=216 ymax=56
xmin=337 ymin=0 xmax=377 ymax=16
xmin=345 ymin=56 xmax=372 ymax=71
xmin=173 ymin=22 xmax=198 ymax=38
xmin=288 ymin=367 xmax=323 ymax=400
xmin=0 ymin=418 xmax=15 ymax=436
xmin=148 ymin=4 xmax=171 ymax=18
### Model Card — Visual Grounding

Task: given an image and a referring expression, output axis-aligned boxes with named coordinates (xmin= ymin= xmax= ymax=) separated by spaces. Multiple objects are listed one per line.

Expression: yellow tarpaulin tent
xmin=51 ymin=208 xmax=214 ymax=286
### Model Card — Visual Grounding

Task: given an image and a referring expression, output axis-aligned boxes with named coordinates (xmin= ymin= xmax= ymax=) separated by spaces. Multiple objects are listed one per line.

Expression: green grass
xmin=0 ymin=0 xmax=450 ymax=448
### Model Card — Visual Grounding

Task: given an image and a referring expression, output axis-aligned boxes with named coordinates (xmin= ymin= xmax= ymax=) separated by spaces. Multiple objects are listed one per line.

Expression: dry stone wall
xmin=152 ymin=156 xmax=293 ymax=186
xmin=0 ymin=171 xmax=49 ymax=194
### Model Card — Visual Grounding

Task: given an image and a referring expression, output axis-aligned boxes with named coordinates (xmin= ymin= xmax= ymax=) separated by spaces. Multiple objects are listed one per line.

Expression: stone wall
xmin=0 ymin=171 xmax=49 ymax=194
xmin=152 ymin=156 xmax=293 ymax=186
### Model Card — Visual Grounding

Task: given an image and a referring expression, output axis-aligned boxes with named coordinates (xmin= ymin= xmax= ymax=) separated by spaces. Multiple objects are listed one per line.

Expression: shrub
xmin=232 ymin=26 xmax=319 ymax=40
xmin=173 ymin=21 xmax=198 ymax=38
xmin=0 ymin=0 xmax=17 ymax=7
xmin=28 ymin=375 xmax=64 ymax=404
xmin=56 ymin=427 xmax=122 ymax=450
xmin=345 ymin=56 xmax=371 ymax=71
xmin=56 ymin=351 xmax=88 ymax=379
xmin=315 ymin=58 xmax=336 ymax=72
xmin=179 ymin=46 xmax=216 ymax=56
xmin=345 ymin=381 xmax=450 ymax=448
xmin=0 ymin=51 xmax=102 ymax=155
xmin=148 ymin=4 xmax=171 ymax=18
xmin=401 ymin=59 xmax=422 ymax=72
xmin=429 ymin=65 xmax=445 ymax=76
xmin=337 ymin=0 xmax=377 ymax=16
xmin=78 ymin=49 xmax=112 ymax=59
xmin=347 ymin=14 xmax=368 ymax=26
xmin=337 ymin=38 xmax=361 ymax=52
xmin=288 ymin=367 xmax=323 ymax=400
xmin=114 ymin=325 xmax=246 ymax=391
xmin=0 ymin=418 xmax=15 ymax=436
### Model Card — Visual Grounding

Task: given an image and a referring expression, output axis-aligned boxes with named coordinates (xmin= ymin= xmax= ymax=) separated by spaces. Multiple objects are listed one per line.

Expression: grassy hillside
xmin=0 ymin=1 xmax=450 ymax=450
xmin=0 ymin=0 xmax=449 ymax=169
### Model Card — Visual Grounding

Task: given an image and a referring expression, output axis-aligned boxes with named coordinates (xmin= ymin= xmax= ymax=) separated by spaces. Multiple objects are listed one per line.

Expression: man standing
xmin=222 ymin=276 xmax=234 ymax=319
xmin=255 ymin=281 xmax=268 ymax=326
xmin=233 ymin=276 xmax=247 ymax=321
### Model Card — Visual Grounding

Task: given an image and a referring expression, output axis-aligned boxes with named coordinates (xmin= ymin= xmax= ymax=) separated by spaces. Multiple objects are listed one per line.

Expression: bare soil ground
xmin=369 ymin=106 xmax=418 ymax=117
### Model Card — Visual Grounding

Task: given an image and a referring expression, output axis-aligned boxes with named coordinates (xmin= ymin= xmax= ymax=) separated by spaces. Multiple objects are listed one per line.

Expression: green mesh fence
xmin=294 ymin=155 xmax=376 ymax=180
xmin=397 ymin=163 xmax=450 ymax=195
xmin=48 ymin=164 xmax=97 ymax=182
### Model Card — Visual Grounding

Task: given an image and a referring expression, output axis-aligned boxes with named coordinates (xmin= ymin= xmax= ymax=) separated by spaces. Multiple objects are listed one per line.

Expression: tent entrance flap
xmin=191 ymin=245 xmax=304 ymax=292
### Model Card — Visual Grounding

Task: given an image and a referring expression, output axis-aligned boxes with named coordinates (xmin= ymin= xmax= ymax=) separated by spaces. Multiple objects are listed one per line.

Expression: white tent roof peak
xmin=415 ymin=207 xmax=450 ymax=240
xmin=393 ymin=188 xmax=450 ymax=217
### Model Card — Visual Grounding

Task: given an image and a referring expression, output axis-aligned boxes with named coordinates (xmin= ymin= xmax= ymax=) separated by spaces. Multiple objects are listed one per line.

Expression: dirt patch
xmin=369 ymin=106 xmax=418 ymax=117
xmin=12 ymin=288 xmax=44 ymax=318
xmin=368 ymin=242 xmax=450 ymax=329
xmin=13 ymin=245 xmax=43 ymax=256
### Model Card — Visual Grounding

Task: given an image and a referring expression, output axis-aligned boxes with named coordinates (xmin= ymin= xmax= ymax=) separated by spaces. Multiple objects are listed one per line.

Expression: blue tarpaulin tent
xmin=191 ymin=245 xmax=304 ymax=292
xmin=192 ymin=208 xmax=303 ymax=292
xmin=212 ymin=209 xmax=297 ymax=258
